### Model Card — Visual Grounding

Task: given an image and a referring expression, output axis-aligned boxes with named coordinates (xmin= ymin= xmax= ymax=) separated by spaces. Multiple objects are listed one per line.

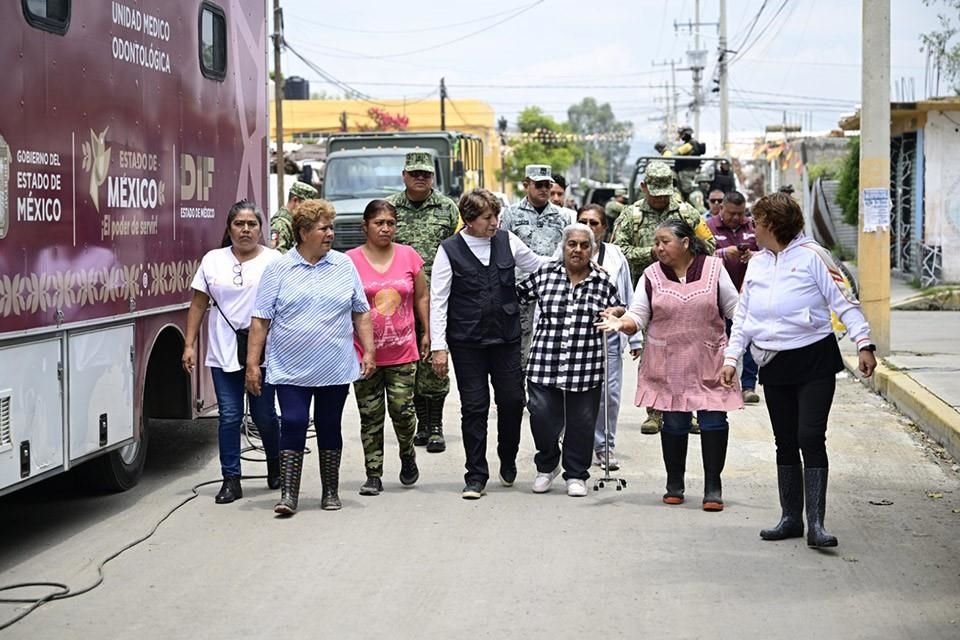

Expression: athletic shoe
xmin=742 ymin=388 xmax=761 ymax=404
xmin=566 ymin=478 xmax=588 ymax=497
xmin=600 ymin=452 xmax=620 ymax=471
xmin=399 ymin=454 xmax=419 ymax=486
xmin=498 ymin=461 xmax=517 ymax=487
xmin=532 ymin=468 xmax=560 ymax=493
xmin=461 ymin=480 xmax=486 ymax=500
xmin=359 ymin=476 xmax=383 ymax=496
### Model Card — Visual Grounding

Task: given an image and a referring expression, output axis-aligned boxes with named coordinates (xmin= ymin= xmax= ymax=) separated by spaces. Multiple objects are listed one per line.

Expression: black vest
xmin=442 ymin=232 xmax=521 ymax=347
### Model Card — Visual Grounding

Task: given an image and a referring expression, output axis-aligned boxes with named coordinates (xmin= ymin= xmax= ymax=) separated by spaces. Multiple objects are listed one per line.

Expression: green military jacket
xmin=389 ymin=189 xmax=460 ymax=279
xmin=611 ymin=198 xmax=716 ymax=283
xmin=269 ymin=207 xmax=295 ymax=254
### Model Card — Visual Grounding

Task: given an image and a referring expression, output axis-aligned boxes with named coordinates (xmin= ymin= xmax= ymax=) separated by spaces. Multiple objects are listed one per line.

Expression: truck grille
xmin=334 ymin=220 xmax=365 ymax=251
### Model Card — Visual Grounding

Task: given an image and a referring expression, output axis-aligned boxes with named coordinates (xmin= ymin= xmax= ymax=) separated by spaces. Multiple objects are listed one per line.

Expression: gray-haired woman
xmin=517 ymin=223 xmax=623 ymax=497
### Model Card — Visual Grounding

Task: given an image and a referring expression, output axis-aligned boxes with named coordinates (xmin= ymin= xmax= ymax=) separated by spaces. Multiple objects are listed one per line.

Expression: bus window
xmin=23 ymin=0 xmax=70 ymax=34
xmin=199 ymin=2 xmax=227 ymax=80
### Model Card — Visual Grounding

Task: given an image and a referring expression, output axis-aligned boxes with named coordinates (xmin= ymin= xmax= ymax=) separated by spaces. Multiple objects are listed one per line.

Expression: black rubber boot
xmin=700 ymin=429 xmax=728 ymax=511
xmin=274 ymin=450 xmax=303 ymax=516
xmin=805 ymin=467 xmax=838 ymax=548
xmin=426 ymin=398 xmax=446 ymax=453
xmin=660 ymin=431 xmax=688 ymax=504
xmin=319 ymin=449 xmax=343 ymax=511
xmin=266 ymin=457 xmax=281 ymax=490
xmin=413 ymin=397 xmax=429 ymax=447
xmin=215 ymin=477 xmax=242 ymax=504
xmin=760 ymin=464 xmax=805 ymax=540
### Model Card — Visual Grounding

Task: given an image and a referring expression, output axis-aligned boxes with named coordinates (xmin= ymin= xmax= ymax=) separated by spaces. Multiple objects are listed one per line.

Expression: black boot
xmin=805 ymin=467 xmax=838 ymax=548
xmin=274 ymin=450 xmax=303 ymax=516
xmin=319 ymin=449 xmax=343 ymax=511
xmin=660 ymin=431 xmax=688 ymax=504
xmin=413 ymin=397 xmax=429 ymax=447
xmin=760 ymin=464 xmax=805 ymax=540
xmin=266 ymin=457 xmax=281 ymax=490
xmin=215 ymin=477 xmax=242 ymax=504
xmin=700 ymin=429 xmax=728 ymax=511
xmin=426 ymin=398 xmax=446 ymax=453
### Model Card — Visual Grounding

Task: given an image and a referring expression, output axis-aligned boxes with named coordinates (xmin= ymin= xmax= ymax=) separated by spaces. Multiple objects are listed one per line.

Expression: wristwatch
xmin=859 ymin=344 xmax=877 ymax=353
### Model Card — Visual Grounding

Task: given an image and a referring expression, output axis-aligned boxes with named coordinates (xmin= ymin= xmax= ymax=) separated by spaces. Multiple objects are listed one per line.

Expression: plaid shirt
xmin=516 ymin=260 xmax=622 ymax=392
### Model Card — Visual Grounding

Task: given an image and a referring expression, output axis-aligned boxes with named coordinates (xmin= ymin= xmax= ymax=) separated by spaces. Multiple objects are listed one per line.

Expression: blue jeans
xmin=275 ymin=384 xmax=349 ymax=451
xmin=211 ymin=367 xmax=280 ymax=478
xmin=725 ymin=318 xmax=758 ymax=390
xmin=593 ymin=335 xmax=623 ymax=453
xmin=662 ymin=410 xmax=729 ymax=435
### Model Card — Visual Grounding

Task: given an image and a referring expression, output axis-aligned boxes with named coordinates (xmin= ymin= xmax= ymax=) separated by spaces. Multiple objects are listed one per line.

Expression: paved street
xmin=1 ymin=359 xmax=959 ymax=639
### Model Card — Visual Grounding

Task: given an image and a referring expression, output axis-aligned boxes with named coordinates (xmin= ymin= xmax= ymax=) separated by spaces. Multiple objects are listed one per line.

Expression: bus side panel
xmin=0 ymin=339 xmax=64 ymax=491
xmin=67 ymin=325 xmax=135 ymax=461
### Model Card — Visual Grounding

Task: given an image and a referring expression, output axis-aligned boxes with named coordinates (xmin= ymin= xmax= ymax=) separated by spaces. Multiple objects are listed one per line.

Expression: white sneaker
xmin=532 ymin=468 xmax=560 ymax=493
xmin=566 ymin=478 xmax=588 ymax=497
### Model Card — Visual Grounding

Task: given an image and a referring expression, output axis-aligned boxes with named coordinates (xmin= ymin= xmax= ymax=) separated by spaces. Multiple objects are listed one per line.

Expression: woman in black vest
xmin=429 ymin=189 xmax=546 ymax=499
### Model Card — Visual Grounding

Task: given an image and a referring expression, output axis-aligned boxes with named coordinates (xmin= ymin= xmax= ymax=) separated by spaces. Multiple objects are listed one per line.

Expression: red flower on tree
xmin=357 ymin=107 xmax=409 ymax=132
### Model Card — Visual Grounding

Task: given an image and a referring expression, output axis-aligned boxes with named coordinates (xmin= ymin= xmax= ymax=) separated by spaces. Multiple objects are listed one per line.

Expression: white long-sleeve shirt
xmin=624 ymin=262 xmax=740 ymax=331
xmin=430 ymin=230 xmax=548 ymax=351
xmin=723 ymin=233 xmax=871 ymax=367
xmin=596 ymin=242 xmax=643 ymax=351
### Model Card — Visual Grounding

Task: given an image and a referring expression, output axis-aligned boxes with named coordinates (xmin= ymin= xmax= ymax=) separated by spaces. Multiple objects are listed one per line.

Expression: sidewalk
xmin=841 ymin=304 xmax=960 ymax=462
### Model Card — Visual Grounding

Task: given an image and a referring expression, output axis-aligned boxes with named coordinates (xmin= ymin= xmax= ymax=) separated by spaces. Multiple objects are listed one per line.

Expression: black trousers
xmin=527 ymin=381 xmax=601 ymax=481
xmin=449 ymin=342 xmax=525 ymax=484
xmin=763 ymin=374 xmax=836 ymax=468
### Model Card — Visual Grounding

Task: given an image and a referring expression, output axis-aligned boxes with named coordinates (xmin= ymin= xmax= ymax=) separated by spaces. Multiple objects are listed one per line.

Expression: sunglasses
xmin=408 ymin=170 xmax=432 ymax=179
xmin=232 ymin=262 xmax=243 ymax=286
xmin=709 ymin=198 xmax=724 ymax=204
xmin=532 ymin=181 xmax=552 ymax=190
xmin=578 ymin=218 xmax=603 ymax=227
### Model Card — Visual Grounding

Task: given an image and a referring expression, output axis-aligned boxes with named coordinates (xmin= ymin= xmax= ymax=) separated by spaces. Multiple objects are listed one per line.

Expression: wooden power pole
xmin=272 ymin=0 xmax=285 ymax=213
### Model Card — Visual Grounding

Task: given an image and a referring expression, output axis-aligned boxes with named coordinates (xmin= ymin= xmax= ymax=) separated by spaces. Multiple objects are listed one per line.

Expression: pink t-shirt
xmin=347 ymin=244 xmax=424 ymax=367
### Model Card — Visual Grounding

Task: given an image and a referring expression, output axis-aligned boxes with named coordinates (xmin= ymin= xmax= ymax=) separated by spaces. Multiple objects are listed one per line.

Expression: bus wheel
xmin=75 ymin=420 xmax=150 ymax=492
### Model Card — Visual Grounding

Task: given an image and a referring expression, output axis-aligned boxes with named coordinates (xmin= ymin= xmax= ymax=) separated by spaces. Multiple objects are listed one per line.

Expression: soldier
xmin=499 ymin=164 xmax=574 ymax=362
xmin=673 ymin=125 xmax=704 ymax=205
xmin=611 ymin=160 xmax=715 ymax=435
xmin=269 ymin=180 xmax=318 ymax=253
xmin=388 ymin=151 xmax=460 ymax=453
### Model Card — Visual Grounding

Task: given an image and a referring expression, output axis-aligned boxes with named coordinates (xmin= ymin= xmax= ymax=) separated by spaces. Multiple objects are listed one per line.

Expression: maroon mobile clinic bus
xmin=0 ymin=1 xmax=268 ymax=495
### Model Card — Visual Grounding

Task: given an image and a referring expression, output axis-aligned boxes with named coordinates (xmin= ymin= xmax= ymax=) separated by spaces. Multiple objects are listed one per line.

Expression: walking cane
xmin=594 ymin=329 xmax=627 ymax=492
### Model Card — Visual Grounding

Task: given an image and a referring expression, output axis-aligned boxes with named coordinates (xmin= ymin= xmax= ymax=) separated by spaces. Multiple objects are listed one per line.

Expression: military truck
xmin=321 ymin=131 xmax=484 ymax=249
xmin=628 ymin=155 xmax=734 ymax=205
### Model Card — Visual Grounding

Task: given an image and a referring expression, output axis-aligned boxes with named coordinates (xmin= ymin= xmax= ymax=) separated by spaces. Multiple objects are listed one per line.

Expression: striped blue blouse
xmin=254 ymin=248 xmax=370 ymax=387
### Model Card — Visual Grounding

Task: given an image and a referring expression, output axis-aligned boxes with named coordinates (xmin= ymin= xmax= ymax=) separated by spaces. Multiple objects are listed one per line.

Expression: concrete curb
xmin=843 ymin=354 xmax=960 ymax=462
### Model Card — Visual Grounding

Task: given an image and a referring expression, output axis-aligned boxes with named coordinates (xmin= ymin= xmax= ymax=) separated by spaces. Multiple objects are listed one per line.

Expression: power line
xmin=730 ymin=0 xmax=791 ymax=65
xmin=283 ymin=4 xmax=538 ymax=35
xmin=731 ymin=0 xmax=769 ymax=53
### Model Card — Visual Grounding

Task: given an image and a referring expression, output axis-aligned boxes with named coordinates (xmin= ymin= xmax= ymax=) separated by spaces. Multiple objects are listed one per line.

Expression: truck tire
xmin=75 ymin=422 xmax=149 ymax=493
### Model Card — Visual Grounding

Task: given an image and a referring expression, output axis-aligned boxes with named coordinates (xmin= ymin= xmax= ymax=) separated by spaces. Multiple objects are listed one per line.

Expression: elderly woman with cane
xmin=517 ymin=222 xmax=622 ymax=497
xmin=597 ymin=218 xmax=741 ymax=510
xmin=721 ymin=193 xmax=876 ymax=547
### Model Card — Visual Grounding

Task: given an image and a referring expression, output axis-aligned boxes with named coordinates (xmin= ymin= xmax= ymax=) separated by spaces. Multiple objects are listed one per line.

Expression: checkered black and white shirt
xmin=516 ymin=260 xmax=622 ymax=392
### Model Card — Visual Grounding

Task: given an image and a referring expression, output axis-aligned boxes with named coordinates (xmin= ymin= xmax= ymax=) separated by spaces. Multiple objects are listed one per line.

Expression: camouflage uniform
xmin=611 ymin=163 xmax=715 ymax=286
xmin=388 ymin=151 xmax=460 ymax=450
xmin=269 ymin=181 xmax=317 ymax=253
xmin=354 ymin=362 xmax=417 ymax=478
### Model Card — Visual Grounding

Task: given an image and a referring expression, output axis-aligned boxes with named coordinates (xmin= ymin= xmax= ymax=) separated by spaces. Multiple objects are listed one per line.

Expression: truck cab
xmin=321 ymin=132 xmax=483 ymax=250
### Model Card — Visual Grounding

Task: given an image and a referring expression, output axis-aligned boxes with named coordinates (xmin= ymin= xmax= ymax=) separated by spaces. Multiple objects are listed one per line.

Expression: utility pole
xmin=272 ymin=0 xmax=284 ymax=215
xmin=440 ymin=77 xmax=447 ymax=131
xmin=675 ymin=10 xmax=716 ymax=138
xmin=719 ymin=0 xmax=729 ymax=154
xmin=653 ymin=59 xmax=682 ymax=140
xmin=859 ymin=0 xmax=891 ymax=354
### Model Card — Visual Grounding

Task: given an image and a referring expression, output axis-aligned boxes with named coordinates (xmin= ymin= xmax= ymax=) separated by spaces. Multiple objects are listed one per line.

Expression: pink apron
xmin=635 ymin=256 xmax=743 ymax=412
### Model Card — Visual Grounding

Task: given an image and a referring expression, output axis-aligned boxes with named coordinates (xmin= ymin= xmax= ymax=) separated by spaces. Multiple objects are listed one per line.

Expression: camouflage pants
xmin=354 ymin=362 xmax=417 ymax=477
xmin=415 ymin=322 xmax=449 ymax=399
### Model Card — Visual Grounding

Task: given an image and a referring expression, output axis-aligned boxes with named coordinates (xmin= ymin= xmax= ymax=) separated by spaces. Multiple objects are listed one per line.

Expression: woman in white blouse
xmin=429 ymin=188 xmax=547 ymax=500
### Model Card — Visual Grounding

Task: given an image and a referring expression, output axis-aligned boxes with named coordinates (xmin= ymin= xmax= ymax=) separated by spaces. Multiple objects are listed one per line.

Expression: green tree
xmin=498 ymin=107 xmax=581 ymax=195
xmin=836 ymin=137 xmax=860 ymax=226
xmin=921 ymin=0 xmax=960 ymax=94
xmin=567 ymin=97 xmax=633 ymax=182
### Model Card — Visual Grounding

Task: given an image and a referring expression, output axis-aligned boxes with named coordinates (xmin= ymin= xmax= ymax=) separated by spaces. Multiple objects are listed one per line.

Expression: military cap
xmin=644 ymin=160 xmax=675 ymax=196
xmin=403 ymin=151 xmax=434 ymax=173
xmin=524 ymin=164 xmax=553 ymax=182
xmin=289 ymin=180 xmax=318 ymax=200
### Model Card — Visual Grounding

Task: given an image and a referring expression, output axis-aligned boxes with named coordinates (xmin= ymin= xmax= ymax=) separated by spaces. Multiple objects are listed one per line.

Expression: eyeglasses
xmin=232 ymin=262 xmax=243 ymax=286
xmin=408 ymin=170 xmax=432 ymax=179
xmin=532 ymin=181 xmax=552 ymax=190
xmin=709 ymin=198 xmax=724 ymax=204
xmin=578 ymin=219 xmax=602 ymax=227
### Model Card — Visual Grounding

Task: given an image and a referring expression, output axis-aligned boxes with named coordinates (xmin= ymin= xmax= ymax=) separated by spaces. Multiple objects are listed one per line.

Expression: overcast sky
xmin=277 ymin=0 xmax=943 ymax=152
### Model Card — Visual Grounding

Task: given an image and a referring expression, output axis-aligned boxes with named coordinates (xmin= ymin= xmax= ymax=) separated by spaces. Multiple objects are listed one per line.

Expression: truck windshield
xmin=324 ymin=155 xmax=406 ymax=200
